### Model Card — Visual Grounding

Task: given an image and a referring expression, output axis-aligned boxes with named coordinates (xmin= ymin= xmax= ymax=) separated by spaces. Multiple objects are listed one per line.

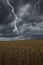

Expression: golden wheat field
xmin=0 ymin=40 xmax=43 ymax=65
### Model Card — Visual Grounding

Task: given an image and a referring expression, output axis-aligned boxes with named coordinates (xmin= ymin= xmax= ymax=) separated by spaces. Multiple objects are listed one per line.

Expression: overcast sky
xmin=0 ymin=0 xmax=43 ymax=40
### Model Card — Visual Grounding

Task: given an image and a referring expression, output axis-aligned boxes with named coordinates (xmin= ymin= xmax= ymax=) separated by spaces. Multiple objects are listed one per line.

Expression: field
xmin=0 ymin=40 xmax=43 ymax=65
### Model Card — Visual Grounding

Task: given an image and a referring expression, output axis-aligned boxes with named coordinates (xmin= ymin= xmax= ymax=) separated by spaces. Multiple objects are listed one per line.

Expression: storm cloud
xmin=0 ymin=0 xmax=43 ymax=40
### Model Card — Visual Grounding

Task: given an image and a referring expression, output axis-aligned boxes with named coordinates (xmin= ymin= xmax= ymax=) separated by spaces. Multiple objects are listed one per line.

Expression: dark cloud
xmin=0 ymin=0 xmax=43 ymax=25
xmin=0 ymin=0 xmax=43 ymax=40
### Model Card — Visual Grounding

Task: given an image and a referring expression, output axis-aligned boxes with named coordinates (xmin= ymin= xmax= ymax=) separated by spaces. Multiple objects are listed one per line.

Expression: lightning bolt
xmin=7 ymin=0 xmax=18 ymax=34
xmin=32 ymin=0 xmax=41 ymax=15
xmin=34 ymin=0 xmax=40 ymax=9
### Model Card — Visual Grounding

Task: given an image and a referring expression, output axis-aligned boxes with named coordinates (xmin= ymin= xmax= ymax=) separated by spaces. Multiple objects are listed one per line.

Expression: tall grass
xmin=0 ymin=41 xmax=43 ymax=65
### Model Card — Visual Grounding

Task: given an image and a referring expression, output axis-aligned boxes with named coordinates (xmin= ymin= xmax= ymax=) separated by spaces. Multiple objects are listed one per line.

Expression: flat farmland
xmin=0 ymin=40 xmax=43 ymax=65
